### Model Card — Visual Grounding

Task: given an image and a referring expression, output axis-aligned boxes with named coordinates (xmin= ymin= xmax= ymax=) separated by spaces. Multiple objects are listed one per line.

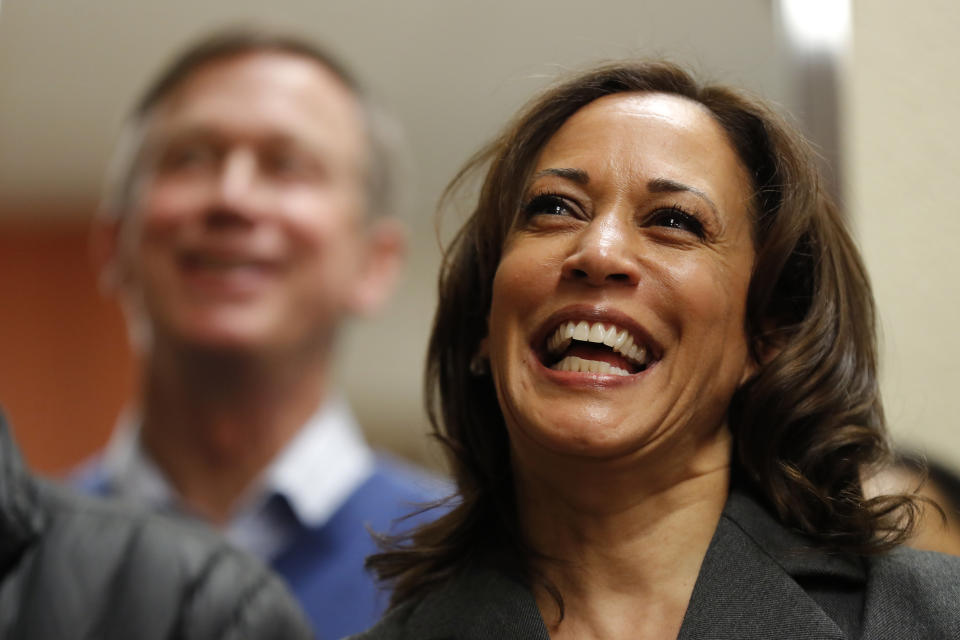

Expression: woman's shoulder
xmin=347 ymin=563 xmax=549 ymax=640
xmin=871 ymin=545 xmax=960 ymax=587
xmin=862 ymin=547 xmax=960 ymax=637
xmin=346 ymin=601 xmax=415 ymax=640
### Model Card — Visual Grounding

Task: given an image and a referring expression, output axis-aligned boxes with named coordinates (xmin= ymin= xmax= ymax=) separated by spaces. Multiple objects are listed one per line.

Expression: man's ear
xmin=348 ymin=217 xmax=406 ymax=315
xmin=89 ymin=217 xmax=126 ymax=296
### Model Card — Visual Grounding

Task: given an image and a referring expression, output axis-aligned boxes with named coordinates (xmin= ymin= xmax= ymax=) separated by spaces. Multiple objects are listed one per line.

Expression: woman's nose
xmin=560 ymin=215 xmax=641 ymax=286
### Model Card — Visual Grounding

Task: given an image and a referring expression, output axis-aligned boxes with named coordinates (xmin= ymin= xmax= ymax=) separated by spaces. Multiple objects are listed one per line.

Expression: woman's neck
xmin=517 ymin=431 xmax=731 ymax=640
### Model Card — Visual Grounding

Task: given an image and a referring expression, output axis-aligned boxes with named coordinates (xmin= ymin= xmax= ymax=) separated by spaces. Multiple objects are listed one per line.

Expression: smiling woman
xmin=356 ymin=61 xmax=960 ymax=640
xmin=486 ymin=92 xmax=756 ymax=469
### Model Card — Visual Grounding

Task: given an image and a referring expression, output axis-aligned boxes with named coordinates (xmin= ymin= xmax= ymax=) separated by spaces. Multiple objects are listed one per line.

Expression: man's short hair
xmin=101 ymin=26 xmax=400 ymax=221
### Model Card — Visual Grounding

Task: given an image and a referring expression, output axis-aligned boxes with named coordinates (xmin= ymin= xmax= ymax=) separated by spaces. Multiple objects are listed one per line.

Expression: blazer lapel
xmin=679 ymin=489 xmax=856 ymax=640
xmin=393 ymin=488 xmax=867 ymax=640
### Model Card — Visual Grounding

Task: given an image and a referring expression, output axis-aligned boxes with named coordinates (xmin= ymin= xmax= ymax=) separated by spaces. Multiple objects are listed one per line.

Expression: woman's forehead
xmin=529 ymin=93 xmax=751 ymax=212
xmin=586 ymin=92 xmax=710 ymax=123
xmin=542 ymin=92 xmax=725 ymax=157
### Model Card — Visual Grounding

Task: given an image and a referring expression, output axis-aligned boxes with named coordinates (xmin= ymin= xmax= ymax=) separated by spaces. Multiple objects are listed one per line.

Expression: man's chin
xmin=151 ymin=317 xmax=287 ymax=357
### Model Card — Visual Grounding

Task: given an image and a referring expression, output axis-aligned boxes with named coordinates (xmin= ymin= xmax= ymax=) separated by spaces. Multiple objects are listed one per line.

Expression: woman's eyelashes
xmin=522 ymin=191 xmax=708 ymax=240
xmin=646 ymin=206 xmax=707 ymax=239
xmin=522 ymin=192 xmax=579 ymax=219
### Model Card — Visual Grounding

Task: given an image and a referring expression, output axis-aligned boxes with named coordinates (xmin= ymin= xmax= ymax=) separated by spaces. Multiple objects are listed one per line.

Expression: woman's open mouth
xmin=541 ymin=320 xmax=654 ymax=376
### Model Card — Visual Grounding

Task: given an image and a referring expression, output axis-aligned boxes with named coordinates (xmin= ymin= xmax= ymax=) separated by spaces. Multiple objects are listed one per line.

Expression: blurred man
xmin=1 ymin=411 xmax=312 ymax=639
xmin=75 ymin=28 xmax=443 ymax=639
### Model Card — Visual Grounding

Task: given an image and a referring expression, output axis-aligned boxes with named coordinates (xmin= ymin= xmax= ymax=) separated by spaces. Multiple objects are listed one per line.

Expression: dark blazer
xmin=353 ymin=487 xmax=960 ymax=639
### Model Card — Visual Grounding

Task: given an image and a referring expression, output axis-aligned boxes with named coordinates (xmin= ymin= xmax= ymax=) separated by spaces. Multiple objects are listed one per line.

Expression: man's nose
xmin=214 ymin=149 xmax=260 ymax=213
xmin=560 ymin=213 xmax=641 ymax=287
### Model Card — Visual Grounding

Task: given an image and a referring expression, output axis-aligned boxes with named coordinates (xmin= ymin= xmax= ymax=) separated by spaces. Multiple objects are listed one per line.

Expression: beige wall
xmin=848 ymin=0 xmax=960 ymax=465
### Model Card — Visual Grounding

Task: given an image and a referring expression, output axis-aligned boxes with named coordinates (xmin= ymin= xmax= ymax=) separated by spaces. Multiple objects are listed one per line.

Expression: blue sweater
xmin=269 ymin=457 xmax=446 ymax=638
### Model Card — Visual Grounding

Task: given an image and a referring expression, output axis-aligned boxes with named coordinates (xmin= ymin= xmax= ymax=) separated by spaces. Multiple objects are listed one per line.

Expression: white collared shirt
xmin=99 ymin=395 xmax=375 ymax=560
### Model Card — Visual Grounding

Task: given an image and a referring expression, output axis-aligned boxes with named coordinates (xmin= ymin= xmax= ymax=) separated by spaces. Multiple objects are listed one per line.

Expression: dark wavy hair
xmin=369 ymin=60 xmax=920 ymax=608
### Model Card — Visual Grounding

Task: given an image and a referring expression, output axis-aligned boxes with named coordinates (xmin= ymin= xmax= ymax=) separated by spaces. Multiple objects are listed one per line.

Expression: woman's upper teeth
xmin=547 ymin=320 xmax=648 ymax=365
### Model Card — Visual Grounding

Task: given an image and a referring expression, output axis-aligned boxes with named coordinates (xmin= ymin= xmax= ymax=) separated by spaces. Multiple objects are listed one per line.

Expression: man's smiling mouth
xmin=543 ymin=320 xmax=654 ymax=377
xmin=178 ymin=248 xmax=280 ymax=276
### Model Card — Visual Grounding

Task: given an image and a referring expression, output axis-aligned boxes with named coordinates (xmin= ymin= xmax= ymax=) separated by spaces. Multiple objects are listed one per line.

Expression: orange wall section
xmin=0 ymin=221 xmax=135 ymax=476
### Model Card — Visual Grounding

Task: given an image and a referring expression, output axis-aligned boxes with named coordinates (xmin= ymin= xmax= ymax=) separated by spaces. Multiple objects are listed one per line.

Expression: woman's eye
xmin=523 ymin=194 xmax=575 ymax=217
xmin=649 ymin=208 xmax=705 ymax=238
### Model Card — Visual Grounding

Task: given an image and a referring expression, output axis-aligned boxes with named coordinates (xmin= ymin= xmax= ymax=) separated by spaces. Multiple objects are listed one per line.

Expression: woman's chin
xmin=497 ymin=366 xmax=664 ymax=452
xmin=507 ymin=411 xmax=666 ymax=464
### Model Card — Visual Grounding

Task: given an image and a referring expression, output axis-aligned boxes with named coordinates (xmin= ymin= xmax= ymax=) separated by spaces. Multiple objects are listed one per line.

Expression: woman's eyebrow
xmin=531 ymin=167 xmax=590 ymax=184
xmin=647 ymin=177 xmax=719 ymax=217
xmin=530 ymin=170 xmax=720 ymax=217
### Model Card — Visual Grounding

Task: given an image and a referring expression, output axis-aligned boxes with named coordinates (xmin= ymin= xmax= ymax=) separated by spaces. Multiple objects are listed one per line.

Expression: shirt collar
xmin=264 ymin=394 xmax=374 ymax=526
xmin=100 ymin=395 xmax=374 ymax=530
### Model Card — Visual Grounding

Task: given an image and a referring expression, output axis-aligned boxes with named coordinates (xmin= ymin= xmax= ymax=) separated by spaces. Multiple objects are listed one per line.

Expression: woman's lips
xmin=533 ymin=309 xmax=661 ymax=378
xmin=546 ymin=320 xmax=650 ymax=375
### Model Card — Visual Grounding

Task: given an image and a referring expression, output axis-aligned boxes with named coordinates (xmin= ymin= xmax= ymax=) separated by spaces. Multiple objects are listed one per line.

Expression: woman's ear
xmin=742 ymin=321 xmax=786 ymax=383
xmin=470 ymin=337 xmax=490 ymax=376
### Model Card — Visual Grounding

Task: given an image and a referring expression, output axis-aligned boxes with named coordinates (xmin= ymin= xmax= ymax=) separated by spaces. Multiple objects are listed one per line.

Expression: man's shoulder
xmin=330 ymin=454 xmax=451 ymax=537
xmin=26 ymin=480 xmax=313 ymax=639
xmin=368 ymin=454 xmax=452 ymax=503
xmin=65 ymin=452 xmax=111 ymax=495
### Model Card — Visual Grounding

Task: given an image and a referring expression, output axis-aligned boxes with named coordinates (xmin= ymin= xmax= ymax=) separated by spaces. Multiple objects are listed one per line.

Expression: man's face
xmin=111 ymin=51 xmax=383 ymax=358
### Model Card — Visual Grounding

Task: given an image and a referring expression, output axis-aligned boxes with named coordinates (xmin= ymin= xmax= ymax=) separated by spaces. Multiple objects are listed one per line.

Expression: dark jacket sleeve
xmin=3 ymin=480 xmax=314 ymax=640
xmin=176 ymin=536 xmax=315 ymax=640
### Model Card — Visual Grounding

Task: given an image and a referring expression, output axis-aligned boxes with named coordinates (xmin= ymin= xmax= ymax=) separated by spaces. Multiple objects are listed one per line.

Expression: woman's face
xmin=486 ymin=92 xmax=757 ymax=464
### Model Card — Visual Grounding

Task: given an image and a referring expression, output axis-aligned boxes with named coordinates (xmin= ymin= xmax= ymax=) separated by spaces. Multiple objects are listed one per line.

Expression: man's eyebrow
xmin=531 ymin=167 xmax=590 ymax=184
xmin=647 ymin=177 xmax=718 ymax=215
xmin=151 ymin=126 xmax=335 ymax=159
xmin=152 ymin=124 xmax=220 ymax=142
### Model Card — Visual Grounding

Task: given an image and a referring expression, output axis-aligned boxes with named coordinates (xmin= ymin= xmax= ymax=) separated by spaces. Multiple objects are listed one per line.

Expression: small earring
xmin=469 ymin=352 xmax=489 ymax=376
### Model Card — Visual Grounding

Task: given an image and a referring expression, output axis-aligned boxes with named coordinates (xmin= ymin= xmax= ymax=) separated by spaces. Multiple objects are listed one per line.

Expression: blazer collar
xmin=398 ymin=487 xmax=866 ymax=640
xmin=678 ymin=486 xmax=863 ymax=639
xmin=0 ymin=411 xmax=44 ymax=569
xmin=721 ymin=486 xmax=865 ymax=582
